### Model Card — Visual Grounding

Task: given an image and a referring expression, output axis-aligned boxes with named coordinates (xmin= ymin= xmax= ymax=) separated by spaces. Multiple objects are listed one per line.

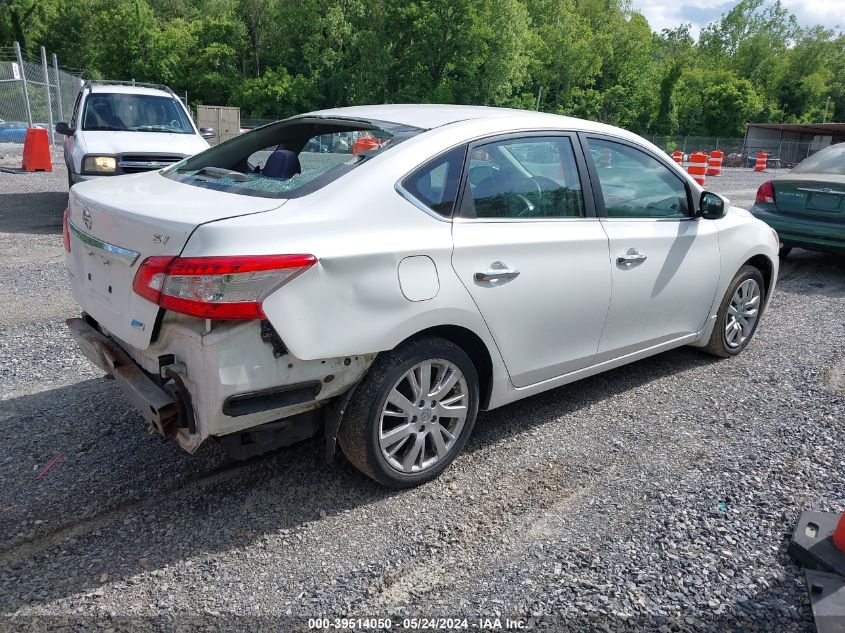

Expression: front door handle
xmin=474 ymin=261 xmax=520 ymax=283
xmin=616 ymin=248 xmax=647 ymax=266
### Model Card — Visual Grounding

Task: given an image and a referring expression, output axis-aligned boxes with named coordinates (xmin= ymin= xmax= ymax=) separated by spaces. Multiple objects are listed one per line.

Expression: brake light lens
xmin=62 ymin=207 xmax=71 ymax=252
xmin=756 ymin=181 xmax=775 ymax=204
xmin=132 ymin=254 xmax=317 ymax=320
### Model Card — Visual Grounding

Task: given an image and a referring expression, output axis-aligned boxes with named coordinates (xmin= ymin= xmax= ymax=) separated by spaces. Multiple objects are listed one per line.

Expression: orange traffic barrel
xmin=753 ymin=152 xmax=767 ymax=171
xmin=707 ymin=149 xmax=723 ymax=176
xmin=834 ymin=512 xmax=845 ymax=553
xmin=352 ymin=136 xmax=379 ymax=155
xmin=686 ymin=151 xmax=707 ymax=186
xmin=21 ymin=127 xmax=52 ymax=172
xmin=671 ymin=150 xmax=683 ymax=165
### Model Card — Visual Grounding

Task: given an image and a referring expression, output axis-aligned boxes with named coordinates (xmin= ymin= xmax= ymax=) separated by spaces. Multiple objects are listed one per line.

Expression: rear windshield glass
xmin=83 ymin=93 xmax=194 ymax=134
xmin=163 ymin=117 xmax=422 ymax=198
xmin=792 ymin=143 xmax=845 ymax=175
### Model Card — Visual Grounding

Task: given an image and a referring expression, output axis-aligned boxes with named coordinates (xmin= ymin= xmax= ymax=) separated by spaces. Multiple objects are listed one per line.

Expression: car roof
xmin=309 ymin=104 xmax=625 ymax=135
xmin=86 ymin=84 xmax=174 ymax=98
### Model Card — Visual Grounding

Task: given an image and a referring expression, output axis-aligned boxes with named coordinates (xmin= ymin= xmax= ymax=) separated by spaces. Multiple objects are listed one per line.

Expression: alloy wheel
xmin=725 ymin=278 xmax=761 ymax=348
xmin=378 ymin=359 xmax=469 ymax=474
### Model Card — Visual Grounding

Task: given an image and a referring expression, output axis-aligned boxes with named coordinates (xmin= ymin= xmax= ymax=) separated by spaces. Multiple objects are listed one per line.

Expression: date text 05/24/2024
xmin=307 ymin=617 xmax=528 ymax=630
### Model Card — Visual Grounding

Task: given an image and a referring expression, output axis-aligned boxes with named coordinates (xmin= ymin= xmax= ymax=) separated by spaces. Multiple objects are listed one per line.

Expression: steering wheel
xmin=511 ymin=193 xmax=537 ymax=217
xmin=510 ymin=177 xmax=543 ymax=217
xmin=169 ymin=119 xmax=179 ymax=128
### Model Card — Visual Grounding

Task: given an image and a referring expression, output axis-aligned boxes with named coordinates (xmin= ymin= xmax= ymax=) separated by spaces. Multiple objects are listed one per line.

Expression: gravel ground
xmin=0 ymin=162 xmax=843 ymax=632
xmin=703 ymin=167 xmax=790 ymax=211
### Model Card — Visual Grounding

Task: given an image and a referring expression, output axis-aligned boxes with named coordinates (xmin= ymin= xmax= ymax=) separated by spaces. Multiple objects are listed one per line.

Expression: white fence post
xmin=40 ymin=46 xmax=54 ymax=144
xmin=52 ymin=53 xmax=64 ymax=123
xmin=13 ymin=41 xmax=33 ymax=127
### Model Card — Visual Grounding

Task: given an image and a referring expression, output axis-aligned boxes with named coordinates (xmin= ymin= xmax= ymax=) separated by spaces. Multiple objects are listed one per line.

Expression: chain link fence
xmin=0 ymin=46 xmax=824 ymax=171
xmin=0 ymin=42 xmax=82 ymax=163
xmin=646 ymin=135 xmax=820 ymax=169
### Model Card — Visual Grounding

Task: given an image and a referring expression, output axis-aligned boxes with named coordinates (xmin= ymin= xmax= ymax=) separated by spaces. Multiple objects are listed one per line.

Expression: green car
xmin=750 ymin=142 xmax=845 ymax=256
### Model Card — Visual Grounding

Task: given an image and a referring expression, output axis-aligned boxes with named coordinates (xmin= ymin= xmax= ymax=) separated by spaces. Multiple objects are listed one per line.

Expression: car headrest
xmin=262 ymin=150 xmax=301 ymax=180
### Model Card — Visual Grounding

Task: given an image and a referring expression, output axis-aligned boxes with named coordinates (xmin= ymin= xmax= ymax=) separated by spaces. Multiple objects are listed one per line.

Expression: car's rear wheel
xmin=338 ymin=336 xmax=479 ymax=488
xmin=704 ymin=265 xmax=765 ymax=358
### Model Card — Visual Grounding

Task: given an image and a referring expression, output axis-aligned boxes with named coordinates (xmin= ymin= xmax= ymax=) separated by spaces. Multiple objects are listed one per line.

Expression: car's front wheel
xmin=704 ymin=265 xmax=766 ymax=358
xmin=338 ymin=337 xmax=479 ymax=488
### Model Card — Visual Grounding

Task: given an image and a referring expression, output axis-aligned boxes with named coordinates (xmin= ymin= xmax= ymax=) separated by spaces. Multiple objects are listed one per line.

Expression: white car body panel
xmin=63 ymin=104 xmax=779 ymax=451
xmin=690 ymin=204 xmax=780 ymax=347
xmin=596 ymin=217 xmax=720 ymax=358
xmin=451 ymin=217 xmax=611 ymax=387
xmin=66 ymin=175 xmax=286 ymax=350
xmin=185 ymin=184 xmax=503 ymax=365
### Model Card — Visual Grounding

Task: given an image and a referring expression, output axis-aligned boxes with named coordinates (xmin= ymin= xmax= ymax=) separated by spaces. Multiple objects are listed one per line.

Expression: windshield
xmin=163 ymin=117 xmax=421 ymax=198
xmin=82 ymin=93 xmax=194 ymax=134
xmin=792 ymin=143 xmax=845 ymax=176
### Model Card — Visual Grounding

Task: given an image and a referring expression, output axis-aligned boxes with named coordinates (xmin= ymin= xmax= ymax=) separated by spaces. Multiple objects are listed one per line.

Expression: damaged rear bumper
xmin=67 ymin=314 xmax=377 ymax=456
xmin=66 ymin=317 xmax=179 ymax=434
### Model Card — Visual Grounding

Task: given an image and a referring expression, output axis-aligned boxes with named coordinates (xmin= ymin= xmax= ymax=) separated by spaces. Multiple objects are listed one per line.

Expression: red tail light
xmin=756 ymin=181 xmax=775 ymax=204
xmin=132 ymin=254 xmax=317 ymax=320
xmin=62 ymin=207 xmax=71 ymax=252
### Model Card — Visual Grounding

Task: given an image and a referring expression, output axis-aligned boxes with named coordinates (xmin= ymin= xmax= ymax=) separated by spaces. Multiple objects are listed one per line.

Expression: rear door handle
xmin=616 ymin=249 xmax=647 ymax=265
xmin=474 ymin=261 xmax=520 ymax=283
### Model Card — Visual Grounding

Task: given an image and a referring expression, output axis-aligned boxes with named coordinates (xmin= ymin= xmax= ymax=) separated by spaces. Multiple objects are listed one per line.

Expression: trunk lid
xmin=772 ymin=174 xmax=845 ymax=219
xmin=67 ymin=171 xmax=286 ymax=349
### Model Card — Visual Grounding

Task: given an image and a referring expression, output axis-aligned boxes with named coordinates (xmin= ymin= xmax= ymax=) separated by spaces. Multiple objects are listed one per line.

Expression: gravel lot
xmin=0 ymin=161 xmax=843 ymax=631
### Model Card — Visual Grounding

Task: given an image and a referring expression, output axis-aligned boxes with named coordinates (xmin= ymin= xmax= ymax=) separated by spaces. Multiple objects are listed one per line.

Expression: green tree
xmin=238 ymin=67 xmax=316 ymax=116
xmin=776 ymin=26 xmax=837 ymax=121
xmin=651 ymin=25 xmax=694 ymax=135
xmin=525 ymin=0 xmax=604 ymax=112
xmin=3 ymin=0 xmax=842 ymax=131
xmin=676 ymin=69 xmax=762 ymax=136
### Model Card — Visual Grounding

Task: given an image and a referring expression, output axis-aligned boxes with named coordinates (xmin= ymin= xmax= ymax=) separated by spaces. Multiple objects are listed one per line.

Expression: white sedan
xmin=64 ymin=105 xmax=779 ymax=488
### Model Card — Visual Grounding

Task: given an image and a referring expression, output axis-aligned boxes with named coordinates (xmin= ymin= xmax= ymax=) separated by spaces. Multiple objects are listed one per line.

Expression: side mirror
xmin=199 ymin=127 xmax=216 ymax=139
xmin=699 ymin=191 xmax=727 ymax=219
xmin=55 ymin=121 xmax=74 ymax=136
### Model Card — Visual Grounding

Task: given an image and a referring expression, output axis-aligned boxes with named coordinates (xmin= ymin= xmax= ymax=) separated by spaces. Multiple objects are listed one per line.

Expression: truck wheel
xmin=338 ymin=336 xmax=479 ymax=488
xmin=704 ymin=265 xmax=766 ymax=358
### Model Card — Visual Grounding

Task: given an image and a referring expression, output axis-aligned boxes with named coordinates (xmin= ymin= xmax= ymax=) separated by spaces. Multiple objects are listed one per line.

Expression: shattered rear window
xmin=163 ymin=117 xmax=421 ymax=198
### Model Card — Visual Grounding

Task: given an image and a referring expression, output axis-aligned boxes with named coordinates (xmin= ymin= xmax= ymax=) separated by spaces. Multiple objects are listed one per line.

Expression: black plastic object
xmin=218 ymin=410 xmax=321 ymax=460
xmin=222 ymin=381 xmax=321 ymax=417
xmin=806 ymin=570 xmax=845 ymax=633
xmin=789 ymin=511 xmax=845 ymax=577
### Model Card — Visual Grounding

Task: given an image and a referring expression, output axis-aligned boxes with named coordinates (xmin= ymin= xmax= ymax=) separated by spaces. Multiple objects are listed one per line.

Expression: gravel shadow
xmin=466 ymin=345 xmax=719 ymax=453
xmin=0 ymin=192 xmax=67 ymax=234
xmin=777 ymin=249 xmax=845 ymax=299
xmin=0 ymin=344 xmax=720 ymax=612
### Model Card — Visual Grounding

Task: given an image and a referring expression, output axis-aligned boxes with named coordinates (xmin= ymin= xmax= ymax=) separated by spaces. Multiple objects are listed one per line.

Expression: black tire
xmin=704 ymin=265 xmax=766 ymax=358
xmin=338 ymin=336 xmax=479 ymax=488
xmin=779 ymin=244 xmax=792 ymax=258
